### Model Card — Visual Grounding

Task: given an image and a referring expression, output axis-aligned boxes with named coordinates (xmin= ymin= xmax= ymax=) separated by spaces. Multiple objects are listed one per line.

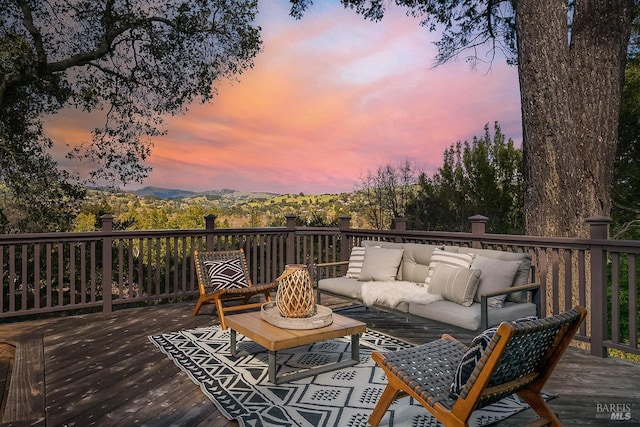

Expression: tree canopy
xmin=0 ymin=0 xmax=261 ymax=232
xmin=291 ymin=0 xmax=635 ymax=239
xmin=407 ymin=122 xmax=523 ymax=233
xmin=613 ymin=51 xmax=640 ymax=239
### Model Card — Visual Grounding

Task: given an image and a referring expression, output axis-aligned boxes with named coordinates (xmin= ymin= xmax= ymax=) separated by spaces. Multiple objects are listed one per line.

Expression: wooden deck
xmin=1 ymin=298 xmax=639 ymax=426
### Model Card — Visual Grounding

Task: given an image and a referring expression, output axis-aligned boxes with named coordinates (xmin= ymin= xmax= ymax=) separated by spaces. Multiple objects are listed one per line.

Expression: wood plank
xmin=0 ymin=301 xmax=639 ymax=426
xmin=1 ymin=333 xmax=45 ymax=426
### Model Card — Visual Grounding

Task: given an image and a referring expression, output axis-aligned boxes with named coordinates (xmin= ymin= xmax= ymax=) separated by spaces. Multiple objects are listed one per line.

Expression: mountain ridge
xmin=128 ymin=186 xmax=282 ymax=200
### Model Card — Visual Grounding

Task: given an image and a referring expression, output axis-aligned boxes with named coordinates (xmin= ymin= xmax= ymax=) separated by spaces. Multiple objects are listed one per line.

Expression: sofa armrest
xmin=313 ymin=261 xmax=350 ymax=303
xmin=479 ymin=282 xmax=542 ymax=330
xmin=315 ymin=260 xmax=350 ymax=269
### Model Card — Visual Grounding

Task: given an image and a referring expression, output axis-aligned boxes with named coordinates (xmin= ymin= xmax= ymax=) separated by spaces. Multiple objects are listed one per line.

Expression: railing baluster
xmin=21 ymin=245 xmax=27 ymax=310
xmin=0 ymin=214 xmax=637 ymax=358
xmin=629 ymin=254 xmax=638 ymax=349
xmin=9 ymin=245 xmax=15 ymax=312
xmin=611 ymin=253 xmax=621 ymax=344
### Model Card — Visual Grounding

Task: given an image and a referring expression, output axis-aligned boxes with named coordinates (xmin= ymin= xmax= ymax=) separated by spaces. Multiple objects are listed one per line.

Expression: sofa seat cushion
xmin=318 ymin=277 xmax=410 ymax=313
xmin=361 ymin=281 xmax=443 ymax=310
xmin=408 ymin=300 xmax=538 ymax=330
xmin=318 ymin=277 xmax=363 ymax=300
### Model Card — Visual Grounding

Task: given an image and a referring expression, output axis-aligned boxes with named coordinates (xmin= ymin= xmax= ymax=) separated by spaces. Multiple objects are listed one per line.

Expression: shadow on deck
xmin=0 ymin=299 xmax=639 ymax=426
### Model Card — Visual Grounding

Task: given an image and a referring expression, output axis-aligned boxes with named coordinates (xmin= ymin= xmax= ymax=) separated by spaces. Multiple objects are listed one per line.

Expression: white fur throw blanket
xmin=361 ymin=281 xmax=443 ymax=308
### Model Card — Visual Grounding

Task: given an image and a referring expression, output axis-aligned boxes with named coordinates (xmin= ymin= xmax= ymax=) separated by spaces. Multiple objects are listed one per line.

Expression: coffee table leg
xmin=268 ymin=351 xmax=277 ymax=384
xmin=351 ymin=333 xmax=360 ymax=362
xmin=230 ymin=329 xmax=237 ymax=357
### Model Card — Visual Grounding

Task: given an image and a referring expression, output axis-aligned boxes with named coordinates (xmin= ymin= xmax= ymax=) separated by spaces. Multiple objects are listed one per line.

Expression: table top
xmin=225 ymin=310 xmax=366 ymax=352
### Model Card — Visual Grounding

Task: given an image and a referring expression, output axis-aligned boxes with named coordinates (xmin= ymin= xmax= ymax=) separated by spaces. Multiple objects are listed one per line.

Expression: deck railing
xmin=1 ymin=213 xmax=638 ymax=358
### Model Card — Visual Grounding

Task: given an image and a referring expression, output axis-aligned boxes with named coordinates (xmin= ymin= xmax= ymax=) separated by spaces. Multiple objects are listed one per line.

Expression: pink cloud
xmin=45 ymin=2 xmax=521 ymax=194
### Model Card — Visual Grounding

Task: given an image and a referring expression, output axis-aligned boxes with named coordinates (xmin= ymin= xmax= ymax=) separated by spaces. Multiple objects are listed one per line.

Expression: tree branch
xmin=47 ymin=13 xmax=177 ymax=73
xmin=16 ymin=0 xmax=47 ymax=65
xmin=613 ymin=200 xmax=640 ymax=214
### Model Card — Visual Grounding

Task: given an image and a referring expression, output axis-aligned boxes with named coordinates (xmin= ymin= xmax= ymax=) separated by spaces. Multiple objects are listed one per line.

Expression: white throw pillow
xmin=471 ymin=255 xmax=522 ymax=308
xmin=345 ymin=246 xmax=366 ymax=278
xmin=425 ymin=249 xmax=474 ymax=285
xmin=429 ymin=264 xmax=482 ymax=307
xmin=358 ymin=247 xmax=404 ymax=282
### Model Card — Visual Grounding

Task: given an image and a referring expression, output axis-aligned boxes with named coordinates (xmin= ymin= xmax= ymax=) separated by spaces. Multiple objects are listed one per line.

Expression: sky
xmin=46 ymin=1 xmax=522 ymax=195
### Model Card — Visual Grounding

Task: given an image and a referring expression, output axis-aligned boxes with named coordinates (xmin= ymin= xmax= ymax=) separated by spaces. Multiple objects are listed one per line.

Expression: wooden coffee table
xmin=225 ymin=310 xmax=366 ymax=384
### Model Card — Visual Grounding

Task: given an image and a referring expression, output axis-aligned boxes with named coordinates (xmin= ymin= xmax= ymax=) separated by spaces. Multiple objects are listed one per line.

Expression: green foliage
xmin=1 ymin=0 xmax=262 ymax=232
xmin=407 ymin=122 xmax=524 ymax=233
xmin=607 ymin=254 xmax=640 ymax=349
xmin=613 ymin=53 xmax=640 ymax=240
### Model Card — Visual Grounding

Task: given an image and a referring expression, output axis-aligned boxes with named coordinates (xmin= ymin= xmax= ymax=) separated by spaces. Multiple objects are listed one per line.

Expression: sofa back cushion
xmin=361 ymin=240 xmax=440 ymax=283
xmin=470 ymin=256 xmax=522 ymax=307
xmin=398 ymin=243 xmax=441 ymax=283
xmin=445 ymin=246 xmax=532 ymax=303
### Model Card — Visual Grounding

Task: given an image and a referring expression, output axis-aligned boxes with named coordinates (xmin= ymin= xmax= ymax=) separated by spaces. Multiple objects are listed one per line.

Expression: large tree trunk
xmin=516 ymin=0 xmax=633 ymax=238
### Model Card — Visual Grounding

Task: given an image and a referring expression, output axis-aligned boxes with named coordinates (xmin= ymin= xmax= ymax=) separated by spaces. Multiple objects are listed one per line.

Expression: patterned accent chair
xmin=368 ymin=306 xmax=587 ymax=427
xmin=193 ymin=249 xmax=275 ymax=329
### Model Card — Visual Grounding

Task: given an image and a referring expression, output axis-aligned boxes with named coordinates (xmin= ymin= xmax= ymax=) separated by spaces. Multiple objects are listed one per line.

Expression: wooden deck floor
xmin=1 ymin=299 xmax=639 ymax=426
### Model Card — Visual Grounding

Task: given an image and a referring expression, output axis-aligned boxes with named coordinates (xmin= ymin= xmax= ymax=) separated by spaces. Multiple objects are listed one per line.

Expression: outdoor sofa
xmin=315 ymin=240 xmax=541 ymax=330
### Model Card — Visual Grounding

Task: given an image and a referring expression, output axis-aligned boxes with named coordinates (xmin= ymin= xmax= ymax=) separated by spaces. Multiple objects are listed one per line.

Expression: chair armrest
xmin=479 ymin=282 xmax=542 ymax=330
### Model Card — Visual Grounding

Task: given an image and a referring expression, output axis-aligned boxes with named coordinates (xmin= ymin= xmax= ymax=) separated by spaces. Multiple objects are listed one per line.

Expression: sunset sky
xmin=47 ymin=1 xmax=522 ymax=195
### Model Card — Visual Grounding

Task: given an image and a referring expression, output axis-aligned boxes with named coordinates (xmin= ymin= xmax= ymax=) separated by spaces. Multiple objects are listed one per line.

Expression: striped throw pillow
xmin=425 ymin=249 xmax=474 ymax=285
xmin=345 ymin=246 xmax=366 ymax=278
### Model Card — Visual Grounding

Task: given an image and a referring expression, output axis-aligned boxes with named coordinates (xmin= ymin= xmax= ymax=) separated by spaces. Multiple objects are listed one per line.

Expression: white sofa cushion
xmin=345 ymin=246 xmax=366 ymax=278
xmin=358 ymin=247 xmax=404 ymax=281
xmin=450 ymin=247 xmax=533 ymax=302
xmin=429 ymin=264 xmax=482 ymax=307
xmin=425 ymin=249 xmax=474 ymax=285
xmin=408 ymin=300 xmax=538 ymax=330
xmin=470 ymin=256 xmax=522 ymax=308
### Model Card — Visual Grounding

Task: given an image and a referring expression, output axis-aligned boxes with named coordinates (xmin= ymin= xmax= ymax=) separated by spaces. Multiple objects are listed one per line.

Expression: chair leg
xmin=368 ymin=384 xmax=401 ymax=426
xmin=517 ymin=389 xmax=562 ymax=427
xmin=193 ymin=297 xmax=205 ymax=316
xmin=215 ymin=299 xmax=228 ymax=330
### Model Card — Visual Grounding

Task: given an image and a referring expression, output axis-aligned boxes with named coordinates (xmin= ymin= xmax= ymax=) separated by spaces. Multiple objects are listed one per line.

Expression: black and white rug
xmin=149 ymin=326 xmax=550 ymax=427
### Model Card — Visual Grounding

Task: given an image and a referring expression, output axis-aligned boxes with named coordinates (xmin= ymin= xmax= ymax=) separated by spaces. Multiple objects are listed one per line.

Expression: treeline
xmin=72 ymin=190 xmax=371 ymax=232
xmin=359 ymin=123 xmax=523 ymax=234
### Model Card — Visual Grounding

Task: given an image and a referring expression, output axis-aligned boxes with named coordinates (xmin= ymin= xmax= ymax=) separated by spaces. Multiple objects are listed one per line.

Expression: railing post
xmin=469 ymin=215 xmax=488 ymax=249
xmin=204 ymin=214 xmax=216 ymax=251
xmin=339 ymin=216 xmax=352 ymax=275
xmin=587 ymin=215 xmax=611 ymax=357
xmin=285 ymin=214 xmax=297 ymax=264
xmin=100 ymin=215 xmax=113 ymax=314
xmin=393 ymin=217 xmax=407 ymax=243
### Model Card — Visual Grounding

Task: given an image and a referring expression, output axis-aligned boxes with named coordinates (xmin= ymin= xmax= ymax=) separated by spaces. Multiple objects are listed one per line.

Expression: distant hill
xmin=129 ymin=186 xmax=280 ymax=201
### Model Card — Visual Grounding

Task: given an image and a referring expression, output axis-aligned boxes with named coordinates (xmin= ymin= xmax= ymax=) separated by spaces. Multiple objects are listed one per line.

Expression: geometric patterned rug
xmin=149 ymin=326 xmax=553 ymax=427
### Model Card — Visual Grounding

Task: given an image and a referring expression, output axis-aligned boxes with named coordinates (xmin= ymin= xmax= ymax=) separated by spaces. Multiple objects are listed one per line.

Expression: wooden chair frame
xmin=192 ymin=249 xmax=275 ymax=329
xmin=368 ymin=306 xmax=587 ymax=427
